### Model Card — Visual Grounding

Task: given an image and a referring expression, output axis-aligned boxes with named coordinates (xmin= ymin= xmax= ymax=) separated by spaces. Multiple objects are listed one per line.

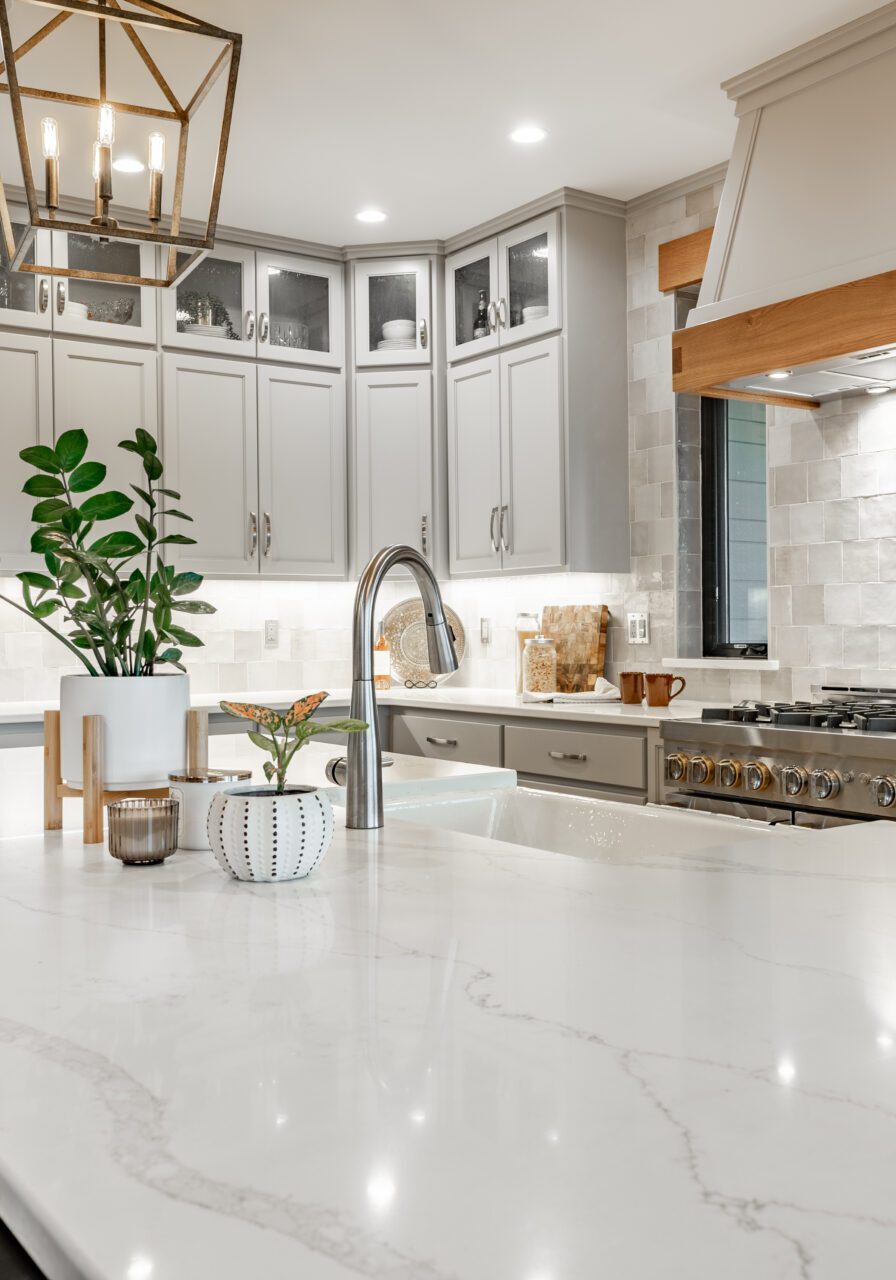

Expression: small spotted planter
xmin=207 ymin=786 xmax=334 ymax=883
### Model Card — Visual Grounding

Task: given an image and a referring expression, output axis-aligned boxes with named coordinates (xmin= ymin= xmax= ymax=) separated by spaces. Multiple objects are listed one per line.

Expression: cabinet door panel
xmin=0 ymin=217 xmax=52 ymax=332
xmin=53 ymin=340 xmax=158 ymax=536
xmin=51 ymin=233 xmax=157 ymax=343
xmin=445 ymin=239 xmax=499 ymax=363
xmin=354 ymin=259 xmax=431 ymax=366
xmin=497 ymin=211 xmax=561 ymax=347
xmin=0 ymin=333 xmax=52 ymax=572
xmin=499 ymin=336 xmax=565 ymax=571
xmin=355 ymin=370 xmax=432 ymax=564
xmin=258 ymin=365 xmax=346 ymax=577
xmin=162 ymin=354 xmax=259 ymax=576
xmin=161 ymin=245 xmax=257 ymax=358
xmin=446 ymin=356 xmax=502 ymax=575
xmin=256 ymin=253 xmax=344 ymax=369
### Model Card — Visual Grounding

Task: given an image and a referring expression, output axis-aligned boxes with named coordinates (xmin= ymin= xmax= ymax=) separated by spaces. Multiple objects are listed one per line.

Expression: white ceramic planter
xmin=60 ymin=673 xmax=190 ymax=790
xmin=208 ymin=787 xmax=335 ymax=883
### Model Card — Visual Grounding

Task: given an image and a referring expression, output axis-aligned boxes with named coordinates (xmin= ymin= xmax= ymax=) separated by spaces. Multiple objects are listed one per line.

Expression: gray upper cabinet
xmin=446 ymin=202 xmax=630 ymax=576
xmin=0 ymin=216 xmax=51 ymax=333
xmin=161 ymin=244 xmax=259 ymax=359
xmin=353 ymin=258 xmax=432 ymax=366
xmin=0 ymin=332 xmax=52 ymax=573
xmin=51 ymin=232 xmax=158 ymax=344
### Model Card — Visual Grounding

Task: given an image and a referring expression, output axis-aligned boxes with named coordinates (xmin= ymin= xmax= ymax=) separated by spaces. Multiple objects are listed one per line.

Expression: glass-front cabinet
xmin=0 ymin=218 xmax=52 ymax=332
xmin=445 ymin=211 xmax=561 ymax=363
xmin=161 ymin=243 xmax=257 ymax=358
xmin=255 ymin=252 xmax=343 ymax=369
xmin=51 ymin=231 xmax=157 ymax=343
xmin=353 ymin=258 xmax=431 ymax=366
xmin=445 ymin=240 xmax=499 ymax=362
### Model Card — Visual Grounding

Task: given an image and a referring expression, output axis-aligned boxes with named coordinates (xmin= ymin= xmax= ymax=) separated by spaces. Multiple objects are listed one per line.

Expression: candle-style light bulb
xmin=41 ymin=117 xmax=59 ymax=212
xmin=147 ymin=133 xmax=165 ymax=224
xmin=97 ymin=102 xmax=115 ymax=147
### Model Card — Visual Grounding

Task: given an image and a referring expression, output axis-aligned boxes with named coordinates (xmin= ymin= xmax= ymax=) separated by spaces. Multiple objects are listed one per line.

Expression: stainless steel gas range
xmin=661 ymin=686 xmax=896 ymax=827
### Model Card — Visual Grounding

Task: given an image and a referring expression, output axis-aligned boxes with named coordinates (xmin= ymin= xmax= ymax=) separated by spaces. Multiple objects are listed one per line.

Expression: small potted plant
xmin=0 ymin=427 xmax=214 ymax=789
xmin=210 ymin=693 xmax=367 ymax=882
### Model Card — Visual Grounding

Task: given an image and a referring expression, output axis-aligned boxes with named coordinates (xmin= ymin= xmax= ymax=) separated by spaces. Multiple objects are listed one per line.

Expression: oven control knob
xmin=743 ymin=761 xmax=772 ymax=792
xmin=665 ymin=752 xmax=688 ymax=782
xmin=809 ymin=769 xmax=841 ymax=801
xmin=871 ymin=775 xmax=896 ymax=808
xmin=687 ymin=755 xmax=715 ymax=785
xmin=717 ymin=759 xmax=742 ymax=789
xmin=781 ymin=765 xmax=809 ymax=798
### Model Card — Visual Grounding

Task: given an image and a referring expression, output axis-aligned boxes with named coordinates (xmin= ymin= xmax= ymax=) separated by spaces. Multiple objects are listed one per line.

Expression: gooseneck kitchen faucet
xmin=344 ymin=545 xmax=458 ymax=829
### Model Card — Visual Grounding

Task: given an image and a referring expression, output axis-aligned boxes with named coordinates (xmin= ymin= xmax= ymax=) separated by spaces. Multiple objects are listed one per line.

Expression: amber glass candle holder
xmin=107 ymin=797 xmax=179 ymax=865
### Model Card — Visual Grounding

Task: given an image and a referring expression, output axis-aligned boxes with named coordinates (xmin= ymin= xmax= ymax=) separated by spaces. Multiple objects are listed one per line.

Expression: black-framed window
xmin=701 ymin=398 xmax=768 ymax=657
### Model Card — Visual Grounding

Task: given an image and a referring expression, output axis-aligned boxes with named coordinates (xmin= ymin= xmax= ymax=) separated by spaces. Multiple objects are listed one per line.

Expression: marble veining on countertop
xmin=0 ymin=791 xmax=895 ymax=1278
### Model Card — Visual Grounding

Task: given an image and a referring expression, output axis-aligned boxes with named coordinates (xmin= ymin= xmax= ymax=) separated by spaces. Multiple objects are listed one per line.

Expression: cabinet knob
xmin=263 ymin=512 xmax=272 ymax=557
xmin=487 ymin=300 xmax=497 ymax=332
xmin=498 ymin=297 xmax=507 ymax=329
xmin=245 ymin=309 xmax=256 ymax=340
xmin=499 ymin=505 xmax=510 ymax=554
xmin=259 ymin=312 xmax=269 ymax=343
xmin=489 ymin=506 xmax=499 ymax=554
xmin=56 ymin=279 xmax=67 ymax=316
xmin=39 ymin=278 xmax=50 ymax=314
xmin=418 ymin=317 xmax=428 ymax=349
xmin=248 ymin=511 xmax=258 ymax=558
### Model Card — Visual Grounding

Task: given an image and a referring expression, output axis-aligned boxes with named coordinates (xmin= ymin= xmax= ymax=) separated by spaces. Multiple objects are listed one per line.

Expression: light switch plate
xmin=264 ymin=619 xmax=279 ymax=648
xmin=627 ymin=612 xmax=650 ymax=645
xmin=480 ymin=617 xmax=492 ymax=645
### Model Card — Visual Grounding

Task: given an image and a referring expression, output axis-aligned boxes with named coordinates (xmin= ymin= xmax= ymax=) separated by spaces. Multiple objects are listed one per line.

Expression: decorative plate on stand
xmin=382 ymin=599 xmax=466 ymax=686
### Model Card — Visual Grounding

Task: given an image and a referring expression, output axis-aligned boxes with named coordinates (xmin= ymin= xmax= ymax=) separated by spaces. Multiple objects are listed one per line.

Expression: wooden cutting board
xmin=540 ymin=604 xmax=609 ymax=692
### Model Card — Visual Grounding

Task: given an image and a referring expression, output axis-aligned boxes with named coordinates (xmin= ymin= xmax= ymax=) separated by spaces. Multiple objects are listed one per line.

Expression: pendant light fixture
xmin=0 ymin=0 xmax=242 ymax=288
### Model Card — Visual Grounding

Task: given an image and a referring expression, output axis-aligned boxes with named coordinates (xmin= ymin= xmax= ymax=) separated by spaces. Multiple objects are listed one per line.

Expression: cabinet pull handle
xmin=56 ymin=279 xmax=67 ymax=316
xmin=549 ymin=751 xmax=587 ymax=762
xmin=489 ymin=505 xmax=499 ymax=553
xmin=248 ymin=511 xmax=258 ymax=557
xmin=487 ymin=299 xmax=497 ymax=332
xmin=427 ymin=737 xmax=457 ymax=748
xmin=245 ymin=309 xmax=256 ymax=340
xmin=38 ymin=278 xmax=49 ymax=314
xmin=263 ymin=512 xmax=272 ymax=557
xmin=499 ymin=504 xmax=510 ymax=554
xmin=259 ymin=312 xmax=269 ymax=343
xmin=421 ymin=513 xmax=428 ymax=556
xmin=418 ymin=317 xmax=428 ymax=349
xmin=498 ymin=297 xmax=507 ymax=329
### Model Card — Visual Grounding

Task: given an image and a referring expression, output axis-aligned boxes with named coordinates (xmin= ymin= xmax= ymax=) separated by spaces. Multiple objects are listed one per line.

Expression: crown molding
xmin=443 ymin=186 xmax=626 ymax=255
xmin=625 ymin=163 xmax=729 ymax=215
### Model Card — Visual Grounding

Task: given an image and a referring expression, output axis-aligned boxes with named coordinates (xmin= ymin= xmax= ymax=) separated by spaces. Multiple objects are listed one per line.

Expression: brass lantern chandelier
xmin=0 ymin=0 xmax=242 ymax=287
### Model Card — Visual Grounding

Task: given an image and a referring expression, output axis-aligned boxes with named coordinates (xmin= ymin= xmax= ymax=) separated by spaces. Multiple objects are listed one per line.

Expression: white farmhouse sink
xmin=381 ymin=786 xmax=803 ymax=860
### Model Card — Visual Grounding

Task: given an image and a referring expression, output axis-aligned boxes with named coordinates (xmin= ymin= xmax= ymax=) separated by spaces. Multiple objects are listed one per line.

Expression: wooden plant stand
xmin=44 ymin=707 xmax=209 ymax=845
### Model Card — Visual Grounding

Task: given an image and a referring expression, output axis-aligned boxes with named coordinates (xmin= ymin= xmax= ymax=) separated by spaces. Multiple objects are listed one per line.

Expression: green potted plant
xmin=209 ymin=693 xmax=366 ymax=882
xmin=0 ymin=427 xmax=214 ymax=789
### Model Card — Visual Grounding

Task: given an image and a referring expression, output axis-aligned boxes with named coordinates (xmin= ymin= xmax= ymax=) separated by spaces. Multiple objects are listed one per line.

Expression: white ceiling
xmin=0 ymin=0 xmax=881 ymax=245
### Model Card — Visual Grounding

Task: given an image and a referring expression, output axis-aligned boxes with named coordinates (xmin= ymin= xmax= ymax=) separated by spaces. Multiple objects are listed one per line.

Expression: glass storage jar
xmin=522 ymin=634 xmax=557 ymax=699
xmin=515 ymin=611 xmax=540 ymax=693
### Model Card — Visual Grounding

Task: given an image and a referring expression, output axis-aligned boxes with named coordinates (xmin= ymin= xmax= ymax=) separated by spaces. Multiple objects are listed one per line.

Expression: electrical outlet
xmin=480 ymin=617 xmax=492 ymax=645
xmin=627 ymin=612 xmax=650 ymax=645
xmin=264 ymin=619 xmax=279 ymax=648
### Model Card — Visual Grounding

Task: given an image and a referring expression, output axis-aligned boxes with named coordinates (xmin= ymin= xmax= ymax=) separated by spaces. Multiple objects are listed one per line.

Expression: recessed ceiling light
xmin=510 ymin=123 xmax=546 ymax=145
xmin=356 ymin=208 xmax=386 ymax=223
xmin=866 ymin=385 xmax=889 ymax=395
xmin=113 ymin=156 xmax=144 ymax=174
xmin=767 ymin=369 xmax=792 ymax=380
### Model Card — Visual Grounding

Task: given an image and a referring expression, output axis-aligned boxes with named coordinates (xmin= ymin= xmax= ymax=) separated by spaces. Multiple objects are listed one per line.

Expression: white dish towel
xmin=522 ymin=677 xmax=621 ymax=704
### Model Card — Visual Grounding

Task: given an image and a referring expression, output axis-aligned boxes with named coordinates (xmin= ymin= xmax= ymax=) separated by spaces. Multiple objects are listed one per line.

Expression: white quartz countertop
xmin=0 ymin=685 xmax=714 ymax=730
xmin=1 ymin=764 xmax=895 ymax=1277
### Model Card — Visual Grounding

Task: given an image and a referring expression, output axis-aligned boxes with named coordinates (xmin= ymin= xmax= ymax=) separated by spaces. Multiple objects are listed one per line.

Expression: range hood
xmin=673 ymin=3 xmax=896 ymax=407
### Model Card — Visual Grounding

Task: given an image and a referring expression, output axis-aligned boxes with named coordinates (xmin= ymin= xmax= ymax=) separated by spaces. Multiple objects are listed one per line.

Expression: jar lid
xmin=525 ymin=633 xmax=555 ymax=647
xmin=168 ymin=767 xmax=252 ymax=784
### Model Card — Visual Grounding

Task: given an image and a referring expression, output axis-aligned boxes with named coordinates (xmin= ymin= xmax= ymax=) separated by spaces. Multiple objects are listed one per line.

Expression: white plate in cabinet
xmin=51 ymin=232 xmax=157 ymax=344
xmin=445 ymin=239 xmax=500 ymax=363
xmin=353 ymin=258 xmax=431 ymax=366
xmin=0 ymin=332 xmax=52 ymax=573
xmin=446 ymin=355 xmax=503 ymax=574
xmin=354 ymin=368 xmax=433 ymax=565
xmin=257 ymin=364 xmax=347 ymax=578
xmin=162 ymin=353 xmax=260 ymax=577
xmin=0 ymin=215 xmax=52 ymax=332
xmin=161 ymin=243 xmax=258 ymax=358
xmin=255 ymin=252 xmax=344 ymax=369
xmin=504 ymin=724 xmax=646 ymax=791
xmin=391 ymin=714 xmax=503 ymax=767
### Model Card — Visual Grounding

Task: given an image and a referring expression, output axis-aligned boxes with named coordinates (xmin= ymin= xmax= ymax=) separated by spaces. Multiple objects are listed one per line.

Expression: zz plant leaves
xmin=0 ymin=428 xmax=215 ymax=676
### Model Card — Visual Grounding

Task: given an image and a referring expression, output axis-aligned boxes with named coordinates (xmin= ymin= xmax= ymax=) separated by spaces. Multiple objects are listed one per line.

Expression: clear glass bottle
xmin=523 ymin=634 xmax=557 ymax=699
xmin=473 ymin=287 xmax=489 ymax=339
xmin=374 ymin=620 xmax=391 ymax=691
xmin=515 ymin=611 xmax=540 ymax=693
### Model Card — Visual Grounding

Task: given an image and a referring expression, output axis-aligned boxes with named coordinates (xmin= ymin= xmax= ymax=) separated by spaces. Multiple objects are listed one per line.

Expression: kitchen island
xmin=1 ymin=770 xmax=895 ymax=1277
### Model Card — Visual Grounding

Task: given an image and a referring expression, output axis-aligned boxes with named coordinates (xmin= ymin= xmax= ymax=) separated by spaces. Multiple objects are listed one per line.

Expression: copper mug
xmin=619 ymin=671 xmax=645 ymax=704
xmin=645 ymin=672 xmax=686 ymax=707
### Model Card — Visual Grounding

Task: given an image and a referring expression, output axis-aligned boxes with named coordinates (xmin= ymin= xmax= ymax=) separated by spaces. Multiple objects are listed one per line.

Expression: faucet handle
xmin=326 ymin=755 xmax=394 ymax=787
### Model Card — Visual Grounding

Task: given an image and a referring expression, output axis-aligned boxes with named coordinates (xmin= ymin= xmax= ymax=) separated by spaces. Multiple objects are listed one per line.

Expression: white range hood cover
xmin=690 ymin=2 xmax=896 ymax=329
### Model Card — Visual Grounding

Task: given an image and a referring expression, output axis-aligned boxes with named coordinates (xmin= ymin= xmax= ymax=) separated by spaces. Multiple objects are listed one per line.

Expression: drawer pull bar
xmin=426 ymin=736 xmax=457 ymax=747
xmin=549 ymin=750 xmax=587 ymax=762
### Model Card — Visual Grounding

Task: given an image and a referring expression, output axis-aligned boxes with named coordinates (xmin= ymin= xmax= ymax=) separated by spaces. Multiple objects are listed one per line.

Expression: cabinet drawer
xmin=391 ymin=714 xmax=503 ymax=767
xmin=504 ymin=725 xmax=646 ymax=790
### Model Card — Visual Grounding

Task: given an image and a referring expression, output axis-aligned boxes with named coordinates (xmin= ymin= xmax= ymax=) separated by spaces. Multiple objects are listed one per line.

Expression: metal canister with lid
xmin=168 ymin=767 xmax=251 ymax=850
